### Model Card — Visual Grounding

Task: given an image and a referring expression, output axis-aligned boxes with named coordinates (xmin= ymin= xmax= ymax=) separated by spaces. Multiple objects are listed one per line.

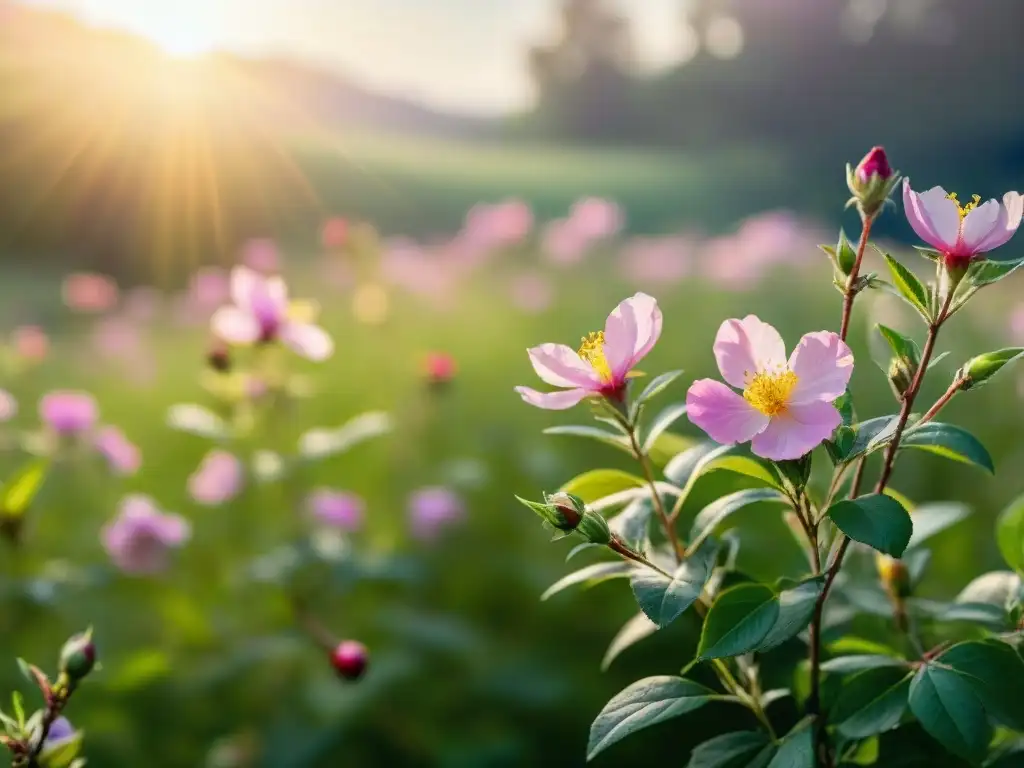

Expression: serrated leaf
xmin=541 ymin=561 xmax=632 ymax=601
xmin=827 ymin=494 xmax=912 ymax=557
xmin=688 ymin=488 xmax=788 ymax=554
xmin=758 ymin=578 xmax=823 ymax=651
xmin=586 ymin=676 xmax=717 ymax=760
xmin=630 ymin=543 xmax=716 ymax=627
xmin=881 ymin=252 xmax=931 ymax=320
xmin=831 ymin=666 xmax=912 ymax=739
xmin=908 ymin=664 xmax=992 ymax=763
xmin=906 ymin=502 xmax=970 ymax=551
xmin=634 ymin=369 xmax=685 ymax=407
xmin=698 ymin=583 xmax=779 ymax=660
xmin=561 ymin=469 xmax=646 ymax=504
xmin=601 ymin=612 xmax=659 ymax=671
xmin=642 ymin=403 xmax=688 ymax=454
xmin=899 ymin=422 xmax=994 ymax=473
xmin=687 ymin=731 xmax=772 ymax=767
xmin=608 ymin=497 xmax=653 ymax=549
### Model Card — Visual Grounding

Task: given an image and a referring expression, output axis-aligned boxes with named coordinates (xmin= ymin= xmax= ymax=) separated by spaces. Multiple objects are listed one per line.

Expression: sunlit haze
xmin=19 ymin=0 xmax=694 ymax=113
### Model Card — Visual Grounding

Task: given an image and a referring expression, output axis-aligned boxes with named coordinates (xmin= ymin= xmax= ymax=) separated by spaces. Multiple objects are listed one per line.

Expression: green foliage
xmin=827 ymin=494 xmax=913 ymax=557
xmin=898 ymin=423 xmax=995 ymax=473
xmin=629 ymin=544 xmax=717 ymax=628
xmin=687 ymin=731 xmax=773 ymax=767
xmin=560 ymin=469 xmax=646 ymax=503
xmin=830 ymin=666 xmax=911 ymax=740
xmin=880 ymin=251 xmax=932 ymax=321
xmin=698 ymin=583 xmax=779 ymax=660
xmin=997 ymin=494 xmax=1024 ymax=574
xmin=908 ymin=663 xmax=992 ymax=763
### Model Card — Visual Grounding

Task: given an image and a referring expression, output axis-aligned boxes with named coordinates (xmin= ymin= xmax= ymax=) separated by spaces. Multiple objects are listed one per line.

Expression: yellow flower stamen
xmin=743 ymin=369 xmax=799 ymax=417
xmin=946 ymin=192 xmax=982 ymax=221
xmin=578 ymin=331 xmax=612 ymax=382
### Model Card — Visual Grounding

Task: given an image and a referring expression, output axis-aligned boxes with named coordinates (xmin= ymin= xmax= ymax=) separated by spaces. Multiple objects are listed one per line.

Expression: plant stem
xmin=919 ymin=377 xmax=963 ymax=425
xmin=838 ymin=215 xmax=874 ymax=342
xmin=628 ymin=426 xmax=685 ymax=563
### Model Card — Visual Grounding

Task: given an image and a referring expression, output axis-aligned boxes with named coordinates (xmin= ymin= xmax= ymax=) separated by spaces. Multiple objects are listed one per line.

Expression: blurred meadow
xmin=0 ymin=0 xmax=1023 ymax=765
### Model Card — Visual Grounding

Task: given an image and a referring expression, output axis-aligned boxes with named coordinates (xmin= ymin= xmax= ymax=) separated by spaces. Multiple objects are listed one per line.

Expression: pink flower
xmin=855 ymin=146 xmax=892 ymax=184
xmin=241 ymin=238 xmax=280 ymax=274
xmin=408 ymin=486 xmax=465 ymax=541
xmin=62 ymin=272 xmax=118 ymax=314
xmin=94 ymin=426 xmax=141 ymax=476
xmin=211 ymin=266 xmax=333 ymax=361
xmin=569 ymin=197 xmax=624 ymax=241
xmin=188 ymin=450 xmax=244 ymax=506
xmin=686 ymin=316 xmax=854 ymax=461
xmin=516 ymin=293 xmax=662 ymax=410
xmin=0 ymin=390 xmax=16 ymax=422
xmin=39 ymin=391 xmax=98 ymax=436
xmin=508 ymin=271 xmax=554 ymax=314
xmin=101 ymin=495 xmax=190 ymax=574
xmin=190 ymin=267 xmax=231 ymax=311
xmin=11 ymin=325 xmax=48 ymax=362
xmin=422 ymin=351 xmax=457 ymax=386
xmin=903 ymin=179 xmax=1022 ymax=269
xmin=542 ymin=219 xmax=588 ymax=266
xmin=321 ymin=217 xmax=349 ymax=250
xmin=307 ymin=489 xmax=364 ymax=531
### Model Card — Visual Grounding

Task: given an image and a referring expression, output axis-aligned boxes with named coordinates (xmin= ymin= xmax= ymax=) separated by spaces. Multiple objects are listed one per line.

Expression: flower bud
xmin=207 ymin=341 xmax=231 ymax=373
xmin=959 ymin=348 xmax=1024 ymax=391
xmin=59 ymin=630 xmax=96 ymax=681
xmin=875 ymin=553 xmax=912 ymax=599
xmin=330 ymin=640 xmax=368 ymax=681
xmin=545 ymin=491 xmax=585 ymax=531
xmin=847 ymin=146 xmax=899 ymax=218
xmin=422 ymin=352 xmax=457 ymax=389
xmin=887 ymin=356 xmax=917 ymax=399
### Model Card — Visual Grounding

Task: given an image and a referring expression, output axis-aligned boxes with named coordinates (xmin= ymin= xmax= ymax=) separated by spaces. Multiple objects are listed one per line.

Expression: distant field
xmin=287 ymin=130 xmax=791 ymax=237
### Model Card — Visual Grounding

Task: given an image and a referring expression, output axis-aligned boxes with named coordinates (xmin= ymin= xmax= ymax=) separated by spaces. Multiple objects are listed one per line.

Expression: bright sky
xmin=19 ymin=0 xmax=693 ymax=114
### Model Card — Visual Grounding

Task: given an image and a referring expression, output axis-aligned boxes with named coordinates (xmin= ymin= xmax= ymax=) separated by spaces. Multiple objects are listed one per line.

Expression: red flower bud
xmin=422 ymin=352 xmax=457 ymax=387
xmin=330 ymin=640 xmax=368 ymax=681
xmin=855 ymin=146 xmax=892 ymax=184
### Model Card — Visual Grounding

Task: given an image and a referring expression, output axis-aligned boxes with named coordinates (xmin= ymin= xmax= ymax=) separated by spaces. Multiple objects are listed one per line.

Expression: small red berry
xmin=330 ymin=641 xmax=368 ymax=681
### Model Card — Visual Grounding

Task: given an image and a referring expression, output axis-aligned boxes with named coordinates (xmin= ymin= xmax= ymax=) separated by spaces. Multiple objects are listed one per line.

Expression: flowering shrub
xmin=516 ymin=149 xmax=1024 ymax=765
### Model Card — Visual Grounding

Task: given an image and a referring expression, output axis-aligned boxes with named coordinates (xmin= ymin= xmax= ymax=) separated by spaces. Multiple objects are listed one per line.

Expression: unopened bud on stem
xmin=847 ymin=146 xmax=899 ymax=219
xmin=59 ymin=629 xmax=96 ymax=682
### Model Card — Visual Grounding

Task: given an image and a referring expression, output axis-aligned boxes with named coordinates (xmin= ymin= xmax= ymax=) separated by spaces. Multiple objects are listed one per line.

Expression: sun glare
xmin=141 ymin=18 xmax=216 ymax=59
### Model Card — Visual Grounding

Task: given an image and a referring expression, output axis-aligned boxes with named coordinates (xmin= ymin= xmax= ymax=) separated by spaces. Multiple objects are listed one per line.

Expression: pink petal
xmin=154 ymin=514 xmax=191 ymax=545
xmin=686 ymin=378 xmax=769 ymax=445
xmin=211 ymin=306 xmax=260 ymax=344
xmin=281 ymin=322 xmax=334 ymax=361
xmin=515 ymin=386 xmax=589 ymax=410
xmin=902 ymin=180 xmax=940 ymax=246
xmin=526 ymin=344 xmax=600 ymax=388
xmin=714 ymin=315 xmax=787 ymax=389
xmin=972 ymin=191 xmax=1023 ymax=253
xmin=960 ymin=199 xmax=1001 ymax=252
xmin=627 ymin=293 xmax=662 ymax=366
xmin=908 ymin=184 xmax=961 ymax=251
xmin=603 ymin=297 xmax=640 ymax=378
xmin=751 ymin=401 xmax=841 ymax=461
xmin=230 ymin=266 xmax=261 ymax=311
xmin=787 ymin=331 xmax=854 ymax=405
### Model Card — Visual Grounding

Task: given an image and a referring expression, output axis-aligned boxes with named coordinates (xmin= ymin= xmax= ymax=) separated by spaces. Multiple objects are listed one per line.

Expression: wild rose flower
xmin=188 ymin=449 xmax=244 ymax=506
xmin=11 ymin=325 xmax=48 ymax=362
xmin=62 ymin=272 xmax=118 ymax=313
xmin=307 ymin=488 xmax=364 ymax=532
xmin=569 ymin=197 xmax=624 ymax=241
xmin=408 ymin=486 xmax=465 ymax=541
xmin=39 ymin=391 xmax=98 ymax=436
xmin=686 ymin=316 xmax=854 ymax=461
xmin=94 ymin=426 xmax=141 ymax=475
xmin=321 ymin=217 xmax=349 ymax=249
xmin=102 ymin=495 xmax=190 ymax=574
xmin=0 ymin=390 xmax=16 ymax=422
xmin=542 ymin=219 xmax=588 ymax=266
xmin=516 ymin=293 xmax=662 ymax=410
xmin=211 ymin=266 xmax=333 ymax=361
xmin=903 ymin=179 xmax=1022 ymax=269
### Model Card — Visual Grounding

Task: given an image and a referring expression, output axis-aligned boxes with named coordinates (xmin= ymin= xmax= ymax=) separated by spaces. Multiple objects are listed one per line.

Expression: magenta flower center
xmin=743 ymin=369 xmax=799 ymax=416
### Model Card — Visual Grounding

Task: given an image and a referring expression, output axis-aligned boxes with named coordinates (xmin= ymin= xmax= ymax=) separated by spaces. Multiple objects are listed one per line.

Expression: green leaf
xmin=688 ymin=488 xmax=788 ymax=555
xmin=758 ymin=578 xmax=824 ymax=651
xmin=876 ymin=324 xmax=921 ymax=365
xmin=939 ymin=639 xmax=1024 ymax=731
xmin=768 ymin=717 xmax=815 ymax=768
xmin=664 ymin=441 xmax=733 ymax=488
xmin=820 ymin=655 xmax=909 ymax=675
xmin=10 ymin=691 xmax=24 ymax=726
xmin=882 ymin=252 xmax=931 ymax=320
xmin=906 ymin=502 xmax=970 ymax=551
xmin=541 ymin=562 xmax=632 ymax=601
xmin=561 ymin=469 xmax=646 ymax=504
xmin=843 ymin=415 xmax=901 ymax=461
xmin=642 ymin=403 xmax=688 ymax=454
xmin=646 ymin=432 xmax=696 ymax=468
xmin=543 ymin=425 xmax=630 ymax=454
xmin=601 ymin=612 xmax=659 ymax=671
xmin=630 ymin=543 xmax=716 ymax=628
xmin=698 ymin=583 xmax=779 ymax=660
xmin=0 ymin=459 xmax=48 ymax=518
xmin=706 ymin=455 xmax=783 ymax=489
xmin=968 ymin=255 xmax=1024 ymax=287
xmin=608 ymin=498 xmax=653 ymax=549
xmin=687 ymin=731 xmax=773 ymax=767
xmin=827 ymin=494 xmax=912 ymax=557
xmin=830 ymin=666 xmax=912 ymax=739
xmin=899 ymin=423 xmax=995 ymax=474
xmin=634 ymin=369 xmax=685 ymax=407
xmin=38 ymin=728 xmax=84 ymax=768
xmin=997 ymin=494 xmax=1024 ymax=573
xmin=909 ymin=663 xmax=992 ymax=763
xmin=587 ymin=676 xmax=717 ymax=760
